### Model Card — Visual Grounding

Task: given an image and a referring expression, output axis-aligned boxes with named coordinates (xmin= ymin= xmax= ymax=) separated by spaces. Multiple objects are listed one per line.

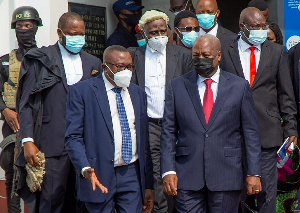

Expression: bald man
xmin=196 ymin=0 xmax=237 ymax=50
xmin=161 ymin=34 xmax=261 ymax=213
xmin=220 ymin=7 xmax=297 ymax=213
xmin=17 ymin=12 xmax=102 ymax=212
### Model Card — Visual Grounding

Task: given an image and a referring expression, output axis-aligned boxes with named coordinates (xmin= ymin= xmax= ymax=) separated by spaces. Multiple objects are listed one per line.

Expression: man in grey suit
xmin=129 ymin=10 xmax=193 ymax=213
xmin=220 ymin=7 xmax=297 ymax=212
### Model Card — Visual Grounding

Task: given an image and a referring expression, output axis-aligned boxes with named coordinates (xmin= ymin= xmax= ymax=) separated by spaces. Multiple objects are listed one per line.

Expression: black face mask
xmin=122 ymin=13 xmax=140 ymax=27
xmin=15 ymin=25 xmax=38 ymax=50
xmin=193 ymin=58 xmax=216 ymax=78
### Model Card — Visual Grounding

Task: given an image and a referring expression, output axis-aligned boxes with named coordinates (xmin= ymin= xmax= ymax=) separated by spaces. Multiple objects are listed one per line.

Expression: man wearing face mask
xmin=129 ymin=9 xmax=193 ymax=213
xmin=170 ymin=0 xmax=195 ymax=16
xmin=65 ymin=45 xmax=154 ymax=213
xmin=174 ymin=10 xmax=200 ymax=49
xmin=16 ymin=12 xmax=102 ymax=213
xmin=220 ymin=7 xmax=297 ymax=213
xmin=107 ymin=0 xmax=144 ymax=48
xmin=196 ymin=0 xmax=237 ymax=50
xmin=0 ymin=6 xmax=42 ymax=213
xmin=161 ymin=34 xmax=262 ymax=213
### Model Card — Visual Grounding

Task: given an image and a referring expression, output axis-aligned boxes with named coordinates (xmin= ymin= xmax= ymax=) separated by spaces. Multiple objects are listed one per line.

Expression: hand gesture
xmin=83 ymin=168 xmax=108 ymax=194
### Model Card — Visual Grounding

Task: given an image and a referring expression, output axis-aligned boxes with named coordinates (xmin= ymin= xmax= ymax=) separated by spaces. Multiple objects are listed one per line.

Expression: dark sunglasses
xmin=177 ymin=26 xmax=201 ymax=32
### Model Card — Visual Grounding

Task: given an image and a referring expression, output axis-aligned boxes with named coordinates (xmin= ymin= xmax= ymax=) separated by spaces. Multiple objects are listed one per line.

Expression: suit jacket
xmin=220 ymin=39 xmax=298 ymax=148
xmin=129 ymin=43 xmax=193 ymax=90
xmin=160 ymin=70 xmax=261 ymax=191
xmin=288 ymin=42 xmax=300 ymax=121
xmin=18 ymin=43 xmax=102 ymax=157
xmin=216 ymin=26 xmax=238 ymax=51
xmin=65 ymin=75 xmax=153 ymax=203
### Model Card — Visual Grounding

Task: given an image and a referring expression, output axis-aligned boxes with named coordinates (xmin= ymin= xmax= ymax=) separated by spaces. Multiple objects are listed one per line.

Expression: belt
xmin=148 ymin=117 xmax=163 ymax=126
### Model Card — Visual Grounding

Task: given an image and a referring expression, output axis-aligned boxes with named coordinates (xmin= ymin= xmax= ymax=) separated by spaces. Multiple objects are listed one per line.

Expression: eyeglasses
xmin=243 ymin=23 xmax=269 ymax=30
xmin=177 ymin=26 xmax=201 ymax=32
xmin=105 ymin=62 xmax=135 ymax=71
xmin=169 ymin=0 xmax=189 ymax=13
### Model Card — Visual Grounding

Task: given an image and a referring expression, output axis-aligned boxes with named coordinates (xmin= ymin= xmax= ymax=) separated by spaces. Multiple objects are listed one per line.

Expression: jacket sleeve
xmin=160 ymin=81 xmax=178 ymax=175
xmin=65 ymin=84 xmax=90 ymax=175
xmin=277 ymin=46 xmax=298 ymax=138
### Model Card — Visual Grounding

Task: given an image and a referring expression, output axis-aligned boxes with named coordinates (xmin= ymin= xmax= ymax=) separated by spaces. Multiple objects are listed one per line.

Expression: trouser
xmin=0 ymin=121 xmax=21 ymax=213
xmin=85 ymin=161 xmax=142 ymax=213
xmin=149 ymin=121 xmax=175 ymax=213
xmin=240 ymin=147 xmax=277 ymax=213
xmin=174 ymin=186 xmax=241 ymax=213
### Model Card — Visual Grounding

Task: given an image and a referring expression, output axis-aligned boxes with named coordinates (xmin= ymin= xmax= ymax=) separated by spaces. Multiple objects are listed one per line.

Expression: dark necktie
xmin=203 ymin=79 xmax=214 ymax=124
xmin=249 ymin=47 xmax=256 ymax=87
xmin=112 ymin=88 xmax=132 ymax=164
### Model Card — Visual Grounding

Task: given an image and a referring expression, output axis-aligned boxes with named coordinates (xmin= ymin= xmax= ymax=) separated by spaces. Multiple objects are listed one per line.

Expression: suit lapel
xmin=228 ymin=41 xmax=245 ymax=78
xmin=166 ymin=44 xmax=177 ymax=86
xmin=252 ymin=42 xmax=269 ymax=88
xmin=184 ymin=71 xmax=207 ymax=129
xmin=80 ymin=51 xmax=91 ymax=80
xmin=92 ymin=76 xmax=114 ymax=137
xmin=54 ymin=43 xmax=69 ymax=92
xmin=207 ymin=70 xmax=230 ymax=129
xmin=135 ymin=46 xmax=146 ymax=89
xmin=128 ymin=85 xmax=140 ymax=149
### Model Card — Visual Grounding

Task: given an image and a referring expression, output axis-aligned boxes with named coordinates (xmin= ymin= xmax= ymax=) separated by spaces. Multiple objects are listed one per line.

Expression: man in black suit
xmin=288 ymin=42 xmax=300 ymax=136
xmin=195 ymin=0 xmax=237 ymax=50
xmin=129 ymin=9 xmax=193 ymax=213
xmin=220 ymin=7 xmax=297 ymax=213
xmin=17 ymin=12 xmax=102 ymax=213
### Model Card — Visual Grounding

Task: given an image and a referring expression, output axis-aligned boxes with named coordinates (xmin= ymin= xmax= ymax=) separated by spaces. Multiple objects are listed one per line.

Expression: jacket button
xmin=205 ymin=134 xmax=208 ymax=138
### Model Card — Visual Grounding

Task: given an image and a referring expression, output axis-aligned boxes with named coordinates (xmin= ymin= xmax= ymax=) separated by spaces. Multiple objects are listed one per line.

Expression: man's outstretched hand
xmin=83 ymin=168 xmax=108 ymax=194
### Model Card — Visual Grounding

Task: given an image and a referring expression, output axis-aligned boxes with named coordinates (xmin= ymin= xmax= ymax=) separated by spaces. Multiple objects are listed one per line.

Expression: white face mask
xmin=105 ymin=64 xmax=132 ymax=88
xmin=147 ymin=36 xmax=168 ymax=53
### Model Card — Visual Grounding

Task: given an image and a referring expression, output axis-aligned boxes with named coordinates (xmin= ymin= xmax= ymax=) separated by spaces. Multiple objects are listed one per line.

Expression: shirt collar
xmin=200 ymin=23 xmax=218 ymax=36
xmin=198 ymin=66 xmax=220 ymax=84
xmin=238 ymin=37 xmax=261 ymax=52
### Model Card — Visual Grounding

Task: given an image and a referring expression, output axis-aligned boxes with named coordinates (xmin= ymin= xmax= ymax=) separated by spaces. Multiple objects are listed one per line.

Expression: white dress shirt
xmin=103 ymin=73 xmax=138 ymax=167
xmin=199 ymin=23 xmax=219 ymax=37
xmin=22 ymin=42 xmax=84 ymax=144
xmin=58 ymin=42 xmax=83 ymax=85
xmin=145 ymin=45 xmax=167 ymax=119
xmin=162 ymin=68 xmax=220 ymax=178
xmin=237 ymin=38 xmax=261 ymax=83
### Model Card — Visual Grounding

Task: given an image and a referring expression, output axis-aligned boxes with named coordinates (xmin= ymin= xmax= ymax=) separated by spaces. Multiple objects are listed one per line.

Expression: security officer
xmin=0 ymin=6 xmax=42 ymax=213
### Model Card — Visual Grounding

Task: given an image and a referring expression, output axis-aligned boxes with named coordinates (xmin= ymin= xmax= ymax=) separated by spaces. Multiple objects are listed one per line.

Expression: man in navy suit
xmin=160 ymin=34 xmax=262 ymax=212
xmin=65 ymin=45 xmax=154 ymax=212
xmin=17 ymin=12 xmax=102 ymax=212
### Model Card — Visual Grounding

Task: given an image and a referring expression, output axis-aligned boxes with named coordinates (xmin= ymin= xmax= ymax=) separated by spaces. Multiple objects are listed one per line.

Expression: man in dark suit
xmin=195 ymin=0 xmax=238 ymax=50
xmin=129 ymin=9 xmax=193 ymax=213
xmin=161 ymin=34 xmax=262 ymax=213
xmin=65 ymin=45 xmax=154 ymax=212
xmin=288 ymin=42 xmax=300 ymax=136
xmin=220 ymin=7 xmax=297 ymax=212
xmin=17 ymin=12 xmax=102 ymax=212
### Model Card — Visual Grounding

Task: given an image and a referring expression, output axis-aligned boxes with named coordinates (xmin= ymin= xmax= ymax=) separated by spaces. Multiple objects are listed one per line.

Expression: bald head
xmin=193 ymin=34 xmax=221 ymax=55
xmin=196 ymin=0 xmax=218 ymax=13
xmin=239 ymin=7 xmax=265 ymax=25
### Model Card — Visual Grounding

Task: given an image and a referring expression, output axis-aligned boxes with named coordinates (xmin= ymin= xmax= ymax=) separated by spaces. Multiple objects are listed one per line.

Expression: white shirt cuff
xmin=162 ymin=171 xmax=176 ymax=178
xmin=22 ymin=137 xmax=34 ymax=143
xmin=81 ymin=166 xmax=91 ymax=176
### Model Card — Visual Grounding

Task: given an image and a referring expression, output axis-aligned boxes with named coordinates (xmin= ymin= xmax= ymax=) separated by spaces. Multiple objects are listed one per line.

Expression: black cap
xmin=11 ymin=6 xmax=43 ymax=29
xmin=113 ymin=0 xmax=144 ymax=13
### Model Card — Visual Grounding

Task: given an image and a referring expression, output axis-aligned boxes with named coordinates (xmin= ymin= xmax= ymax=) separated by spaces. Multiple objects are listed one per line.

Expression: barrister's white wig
xmin=138 ymin=10 xmax=169 ymax=30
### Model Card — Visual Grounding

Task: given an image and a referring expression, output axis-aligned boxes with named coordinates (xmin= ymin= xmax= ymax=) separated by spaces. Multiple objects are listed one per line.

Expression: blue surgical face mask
xmin=242 ymin=24 xmax=267 ymax=46
xmin=177 ymin=29 xmax=199 ymax=47
xmin=196 ymin=12 xmax=217 ymax=30
xmin=137 ymin=39 xmax=146 ymax=47
xmin=173 ymin=0 xmax=189 ymax=16
xmin=61 ymin=30 xmax=85 ymax=54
